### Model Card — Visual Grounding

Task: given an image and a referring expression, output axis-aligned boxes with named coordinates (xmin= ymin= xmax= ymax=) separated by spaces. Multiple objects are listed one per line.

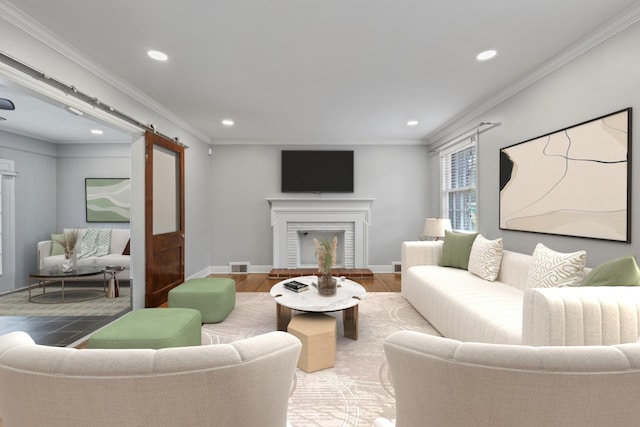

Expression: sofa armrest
xmin=400 ymin=241 xmax=443 ymax=276
xmin=522 ymin=287 xmax=640 ymax=346
xmin=37 ymin=240 xmax=53 ymax=270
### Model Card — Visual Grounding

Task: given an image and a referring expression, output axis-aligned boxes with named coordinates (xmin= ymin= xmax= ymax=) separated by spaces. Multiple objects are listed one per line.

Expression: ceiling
xmin=0 ymin=77 xmax=134 ymax=143
xmin=1 ymin=0 xmax=639 ymax=144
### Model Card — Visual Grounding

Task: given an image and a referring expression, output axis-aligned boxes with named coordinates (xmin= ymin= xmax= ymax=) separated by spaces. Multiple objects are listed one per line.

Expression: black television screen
xmin=281 ymin=150 xmax=354 ymax=193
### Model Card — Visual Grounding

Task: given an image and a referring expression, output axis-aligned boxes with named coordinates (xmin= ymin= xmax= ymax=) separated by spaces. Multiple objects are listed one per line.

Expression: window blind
xmin=440 ymin=139 xmax=477 ymax=231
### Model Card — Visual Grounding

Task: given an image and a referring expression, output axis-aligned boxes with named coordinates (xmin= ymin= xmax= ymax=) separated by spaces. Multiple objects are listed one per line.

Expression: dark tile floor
xmin=0 ymin=310 xmax=130 ymax=347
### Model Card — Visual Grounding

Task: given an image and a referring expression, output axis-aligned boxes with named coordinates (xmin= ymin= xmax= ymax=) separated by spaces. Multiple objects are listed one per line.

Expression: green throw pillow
xmin=50 ymin=233 xmax=65 ymax=256
xmin=439 ymin=230 xmax=478 ymax=270
xmin=581 ymin=256 xmax=640 ymax=287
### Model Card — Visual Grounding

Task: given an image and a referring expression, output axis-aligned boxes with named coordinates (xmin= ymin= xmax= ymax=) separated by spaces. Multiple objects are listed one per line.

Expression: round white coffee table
xmin=270 ymin=276 xmax=366 ymax=340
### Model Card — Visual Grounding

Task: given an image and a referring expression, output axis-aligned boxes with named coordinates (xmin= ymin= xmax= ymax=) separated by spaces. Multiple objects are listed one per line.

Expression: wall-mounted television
xmin=281 ymin=150 xmax=354 ymax=193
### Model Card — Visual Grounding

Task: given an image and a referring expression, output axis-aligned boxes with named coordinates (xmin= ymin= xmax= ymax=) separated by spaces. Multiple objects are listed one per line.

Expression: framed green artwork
xmin=85 ymin=178 xmax=131 ymax=222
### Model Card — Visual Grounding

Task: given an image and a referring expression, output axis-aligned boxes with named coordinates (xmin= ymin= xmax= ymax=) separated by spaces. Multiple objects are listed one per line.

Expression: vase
xmin=318 ymin=273 xmax=337 ymax=296
xmin=62 ymin=255 xmax=73 ymax=273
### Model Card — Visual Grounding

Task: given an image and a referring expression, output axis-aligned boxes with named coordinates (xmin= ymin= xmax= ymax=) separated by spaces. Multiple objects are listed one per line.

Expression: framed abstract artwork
xmin=499 ymin=108 xmax=631 ymax=242
xmin=85 ymin=178 xmax=131 ymax=222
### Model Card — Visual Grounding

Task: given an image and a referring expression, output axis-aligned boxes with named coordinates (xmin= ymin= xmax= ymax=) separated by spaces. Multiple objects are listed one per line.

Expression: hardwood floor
xmin=159 ymin=273 xmax=399 ymax=308
xmin=207 ymin=272 xmax=401 ymax=292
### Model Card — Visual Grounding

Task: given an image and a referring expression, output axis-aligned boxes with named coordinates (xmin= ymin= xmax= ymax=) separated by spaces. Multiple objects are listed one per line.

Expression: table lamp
xmin=421 ymin=218 xmax=452 ymax=241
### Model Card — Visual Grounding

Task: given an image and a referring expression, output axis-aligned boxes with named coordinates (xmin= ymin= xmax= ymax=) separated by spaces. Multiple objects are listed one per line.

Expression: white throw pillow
xmin=527 ymin=243 xmax=586 ymax=288
xmin=468 ymin=235 xmax=503 ymax=281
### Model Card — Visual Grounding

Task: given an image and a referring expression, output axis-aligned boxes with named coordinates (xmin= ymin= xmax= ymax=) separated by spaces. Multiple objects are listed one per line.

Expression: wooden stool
xmin=287 ymin=313 xmax=336 ymax=373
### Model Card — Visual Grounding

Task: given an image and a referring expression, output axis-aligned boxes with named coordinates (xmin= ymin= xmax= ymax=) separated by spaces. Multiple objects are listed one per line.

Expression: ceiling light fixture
xmin=66 ymin=106 xmax=84 ymax=116
xmin=222 ymin=119 xmax=234 ymax=126
xmin=147 ymin=50 xmax=168 ymax=61
xmin=476 ymin=49 xmax=497 ymax=61
xmin=407 ymin=120 xmax=419 ymax=126
xmin=91 ymin=129 xmax=104 ymax=135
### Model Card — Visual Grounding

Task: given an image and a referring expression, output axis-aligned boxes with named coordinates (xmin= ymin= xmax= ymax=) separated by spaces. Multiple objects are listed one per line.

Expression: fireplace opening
xmin=297 ymin=230 xmax=345 ymax=268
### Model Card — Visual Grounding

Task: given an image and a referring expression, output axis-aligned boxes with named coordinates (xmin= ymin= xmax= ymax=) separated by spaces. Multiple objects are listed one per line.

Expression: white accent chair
xmin=375 ymin=330 xmax=640 ymax=427
xmin=0 ymin=331 xmax=301 ymax=427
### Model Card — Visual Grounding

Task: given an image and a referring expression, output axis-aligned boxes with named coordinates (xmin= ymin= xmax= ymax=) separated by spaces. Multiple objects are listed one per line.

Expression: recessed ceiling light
xmin=407 ymin=120 xmax=419 ymax=126
xmin=222 ymin=119 xmax=234 ymax=126
xmin=91 ymin=129 xmax=104 ymax=135
xmin=476 ymin=50 xmax=497 ymax=61
xmin=147 ymin=50 xmax=168 ymax=61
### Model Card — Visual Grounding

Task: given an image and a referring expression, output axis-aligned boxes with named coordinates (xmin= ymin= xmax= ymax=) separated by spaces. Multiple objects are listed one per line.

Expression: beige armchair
xmin=376 ymin=330 xmax=640 ymax=427
xmin=0 ymin=331 xmax=301 ymax=427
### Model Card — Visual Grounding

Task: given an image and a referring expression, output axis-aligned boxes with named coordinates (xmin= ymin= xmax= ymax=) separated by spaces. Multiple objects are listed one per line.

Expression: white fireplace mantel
xmin=267 ymin=198 xmax=375 ymax=269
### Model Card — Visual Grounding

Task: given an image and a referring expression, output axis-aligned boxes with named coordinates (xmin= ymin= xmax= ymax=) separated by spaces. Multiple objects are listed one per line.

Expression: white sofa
xmin=401 ymin=240 xmax=640 ymax=346
xmin=374 ymin=330 xmax=640 ymax=427
xmin=38 ymin=228 xmax=130 ymax=280
xmin=0 ymin=330 xmax=301 ymax=427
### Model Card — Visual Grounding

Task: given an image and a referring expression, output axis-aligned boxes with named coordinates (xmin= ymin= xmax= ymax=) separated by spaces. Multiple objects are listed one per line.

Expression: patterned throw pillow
xmin=526 ymin=243 xmax=586 ymax=288
xmin=468 ymin=235 xmax=503 ymax=281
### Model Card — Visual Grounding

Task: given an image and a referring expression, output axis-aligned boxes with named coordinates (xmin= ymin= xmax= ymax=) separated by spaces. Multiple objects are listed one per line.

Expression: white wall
xmin=56 ymin=143 xmax=131 ymax=230
xmin=430 ymin=20 xmax=640 ymax=266
xmin=0 ymin=130 xmax=56 ymax=288
xmin=209 ymin=143 xmax=430 ymax=271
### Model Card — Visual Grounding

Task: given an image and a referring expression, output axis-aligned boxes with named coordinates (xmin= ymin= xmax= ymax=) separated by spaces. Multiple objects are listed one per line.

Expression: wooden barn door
xmin=144 ymin=131 xmax=185 ymax=307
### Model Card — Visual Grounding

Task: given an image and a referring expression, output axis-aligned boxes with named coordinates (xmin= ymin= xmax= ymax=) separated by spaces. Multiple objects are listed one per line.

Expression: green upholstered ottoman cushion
xmin=168 ymin=278 xmax=236 ymax=323
xmin=87 ymin=308 xmax=202 ymax=349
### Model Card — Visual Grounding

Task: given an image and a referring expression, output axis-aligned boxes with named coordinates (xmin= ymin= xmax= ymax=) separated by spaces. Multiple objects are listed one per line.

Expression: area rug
xmin=0 ymin=283 xmax=131 ymax=316
xmin=201 ymin=292 xmax=441 ymax=427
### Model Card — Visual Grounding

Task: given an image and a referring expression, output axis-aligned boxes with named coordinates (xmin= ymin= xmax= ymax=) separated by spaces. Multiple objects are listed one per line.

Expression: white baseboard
xmin=367 ymin=265 xmax=395 ymax=274
xmin=207 ymin=265 xmax=273 ymax=274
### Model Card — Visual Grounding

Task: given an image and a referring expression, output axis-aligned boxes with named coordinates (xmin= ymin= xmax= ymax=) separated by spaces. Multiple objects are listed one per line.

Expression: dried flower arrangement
xmin=314 ymin=236 xmax=338 ymax=276
xmin=55 ymin=229 xmax=80 ymax=259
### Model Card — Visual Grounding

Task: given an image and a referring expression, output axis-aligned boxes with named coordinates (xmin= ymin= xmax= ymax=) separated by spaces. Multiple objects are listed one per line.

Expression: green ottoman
xmin=168 ymin=278 xmax=236 ymax=323
xmin=87 ymin=308 xmax=202 ymax=349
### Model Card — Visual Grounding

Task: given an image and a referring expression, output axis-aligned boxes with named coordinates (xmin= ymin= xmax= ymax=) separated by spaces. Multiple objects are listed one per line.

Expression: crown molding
xmin=210 ymin=139 xmax=427 ymax=146
xmin=0 ymin=1 xmax=210 ymax=143
xmin=426 ymin=1 xmax=640 ymax=146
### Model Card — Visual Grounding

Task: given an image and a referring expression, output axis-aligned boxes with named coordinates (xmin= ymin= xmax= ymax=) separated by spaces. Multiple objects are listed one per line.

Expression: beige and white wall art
xmin=499 ymin=108 xmax=631 ymax=242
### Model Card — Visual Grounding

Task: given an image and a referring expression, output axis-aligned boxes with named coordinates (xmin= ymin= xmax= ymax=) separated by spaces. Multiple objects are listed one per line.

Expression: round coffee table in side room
xmin=28 ymin=267 xmax=105 ymax=303
xmin=269 ymin=276 xmax=366 ymax=340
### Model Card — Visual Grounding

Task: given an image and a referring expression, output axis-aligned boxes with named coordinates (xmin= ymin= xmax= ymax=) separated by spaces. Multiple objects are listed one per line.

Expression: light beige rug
xmin=0 ymin=283 xmax=131 ymax=316
xmin=201 ymin=292 xmax=440 ymax=427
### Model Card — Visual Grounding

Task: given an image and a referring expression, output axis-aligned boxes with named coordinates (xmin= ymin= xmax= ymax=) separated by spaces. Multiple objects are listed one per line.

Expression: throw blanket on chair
xmin=79 ymin=228 xmax=112 ymax=259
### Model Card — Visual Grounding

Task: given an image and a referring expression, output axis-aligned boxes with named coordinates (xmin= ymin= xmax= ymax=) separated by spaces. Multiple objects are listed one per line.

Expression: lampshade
xmin=422 ymin=218 xmax=452 ymax=240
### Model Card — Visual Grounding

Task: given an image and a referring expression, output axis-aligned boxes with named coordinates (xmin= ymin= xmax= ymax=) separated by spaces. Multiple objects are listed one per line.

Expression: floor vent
xmin=392 ymin=261 xmax=402 ymax=274
xmin=229 ymin=262 xmax=249 ymax=273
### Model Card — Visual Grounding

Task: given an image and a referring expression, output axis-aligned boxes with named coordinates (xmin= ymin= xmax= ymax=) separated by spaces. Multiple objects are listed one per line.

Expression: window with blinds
xmin=440 ymin=139 xmax=477 ymax=232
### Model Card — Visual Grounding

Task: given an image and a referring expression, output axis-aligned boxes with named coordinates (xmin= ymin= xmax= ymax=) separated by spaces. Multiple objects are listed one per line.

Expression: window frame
xmin=439 ymin=137 xmax=478 ymax=232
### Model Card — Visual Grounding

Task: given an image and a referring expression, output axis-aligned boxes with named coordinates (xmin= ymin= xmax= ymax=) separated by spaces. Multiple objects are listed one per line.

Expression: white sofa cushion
xmin=0 ymin=331 xmax=301 ymax=427
xmin=404 ymin=265 xmax=524 ymax=344
xmin=382 ymin=331 xmax=640 ymax=427
xmin=110 ymin=229 xmax=130 ymax=254
xmin=94 ymin=254 xmax=130 ymax=269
